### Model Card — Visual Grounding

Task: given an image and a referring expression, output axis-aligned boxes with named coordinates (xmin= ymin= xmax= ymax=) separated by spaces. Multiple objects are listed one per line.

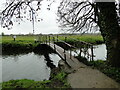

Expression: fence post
xmin=91 ymin=45 xmax=94 ymax=61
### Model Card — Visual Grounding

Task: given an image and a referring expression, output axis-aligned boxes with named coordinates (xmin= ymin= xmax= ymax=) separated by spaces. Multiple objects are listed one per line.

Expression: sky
xmin=0 ymin=0 xmax=62 ymax=35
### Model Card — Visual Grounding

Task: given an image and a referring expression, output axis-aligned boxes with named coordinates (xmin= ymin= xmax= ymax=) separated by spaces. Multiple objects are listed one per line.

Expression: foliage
xmin=2 ymin=41 xmax=35 ymax=55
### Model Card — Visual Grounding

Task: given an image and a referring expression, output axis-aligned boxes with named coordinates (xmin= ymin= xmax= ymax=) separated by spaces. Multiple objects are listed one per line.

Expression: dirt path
xmin=59 ymin=60 xmax=120 ymax=88
xmin=67 ymin=66 xmax=120 ymax=88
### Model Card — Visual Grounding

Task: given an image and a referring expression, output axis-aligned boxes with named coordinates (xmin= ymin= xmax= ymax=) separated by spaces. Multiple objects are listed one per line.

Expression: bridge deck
xmin=48 ymin=43 xmax=86 ymax=69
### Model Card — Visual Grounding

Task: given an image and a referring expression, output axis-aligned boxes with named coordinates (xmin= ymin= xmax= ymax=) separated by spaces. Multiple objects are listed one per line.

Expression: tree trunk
xmin=97 ymin=2 xmax=120 ymax=67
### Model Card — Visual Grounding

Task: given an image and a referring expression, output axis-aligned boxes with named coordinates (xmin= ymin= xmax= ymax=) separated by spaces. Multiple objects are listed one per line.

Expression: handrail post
xmin=46 ymin=35 xmax=47 ymax=44
xmin=53 ymin=37 xmax=56 ymax=50
xmin=70 ymin=48 xmax=72 ymax=59
xmin=41 ymin=35 xmax=43 ymax=43
xmin=79 ymin=43 xmax=82 ymax=57
xmin=39 ymin=35 xmax=41 ymax=43
xmin=49 ymin=35 xmax=50 ymax=45
xmin=64 ymin=48 xmax=66 ymax=53
xmin=65 ymin=37 xmax=67 ymax=42
xmin=64 ymin=53 xmax=66 ymax=61
xmin=57 ymin=35 xmax=58 ymax=42
xmin=91 ymin=45 xmax=94 ymax=61
xmin=42 ymin=35 xmax=44 ymax=44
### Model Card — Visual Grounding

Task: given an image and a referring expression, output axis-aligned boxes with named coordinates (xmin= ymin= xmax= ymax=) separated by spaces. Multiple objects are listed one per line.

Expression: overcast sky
xmin=0 ymin=0 xmax=62 ymax=35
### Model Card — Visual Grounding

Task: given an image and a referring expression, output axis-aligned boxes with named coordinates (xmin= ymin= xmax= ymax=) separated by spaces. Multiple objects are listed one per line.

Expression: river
xmin=0 ymin=52 xmax=60 ymax=82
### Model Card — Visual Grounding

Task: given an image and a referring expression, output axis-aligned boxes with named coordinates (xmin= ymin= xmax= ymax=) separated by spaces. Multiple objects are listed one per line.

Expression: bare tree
xmin=57 ymin=0 xmax=120 ymax=67
xmin=0 ymin=0 xmax=54 ymax=33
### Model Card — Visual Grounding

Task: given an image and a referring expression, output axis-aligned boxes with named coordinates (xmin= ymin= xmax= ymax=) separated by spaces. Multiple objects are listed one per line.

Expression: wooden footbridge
xmin=36 ymin=35 xmax=94 ymax=69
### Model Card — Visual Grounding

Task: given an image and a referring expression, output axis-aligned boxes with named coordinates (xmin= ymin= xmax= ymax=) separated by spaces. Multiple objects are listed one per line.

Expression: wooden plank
xmin=47 ymin=43 xmax=86 ymax=69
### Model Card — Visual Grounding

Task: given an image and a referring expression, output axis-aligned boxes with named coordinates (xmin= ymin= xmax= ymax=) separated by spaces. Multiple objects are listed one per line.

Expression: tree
xmin=0 ymin=0 xmax=54 ymax=33
xmin=57 ymin=0 xmax=120 ymax=67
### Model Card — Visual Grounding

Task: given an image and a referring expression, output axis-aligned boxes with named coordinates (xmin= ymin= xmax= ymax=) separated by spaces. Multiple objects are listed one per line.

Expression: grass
xmin=2 ymin=68 xmax=71 ymax=89
xmin=2 ymin=35 xmax=37 ymax=43
xmin=2 ymin=34 xmax=104 ymax=44
xmin=57 ymin=34 xmax=104 ymax=44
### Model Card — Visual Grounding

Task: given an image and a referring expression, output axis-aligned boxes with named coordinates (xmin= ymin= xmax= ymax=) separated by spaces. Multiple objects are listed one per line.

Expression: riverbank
xmin=1 ymin=68 xmax=71 ymax=88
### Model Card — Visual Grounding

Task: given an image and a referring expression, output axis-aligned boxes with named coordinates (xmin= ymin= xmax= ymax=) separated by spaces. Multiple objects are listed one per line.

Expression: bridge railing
xmin=37 ymin=35 xmax=94 ymax=61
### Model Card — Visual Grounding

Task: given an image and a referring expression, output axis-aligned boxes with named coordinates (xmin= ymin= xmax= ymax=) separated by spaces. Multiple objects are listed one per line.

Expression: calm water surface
xmin=68 ymin=44 xmax=107 ymax=60
xmin=1 ymin=52 xmax=60 ymax=82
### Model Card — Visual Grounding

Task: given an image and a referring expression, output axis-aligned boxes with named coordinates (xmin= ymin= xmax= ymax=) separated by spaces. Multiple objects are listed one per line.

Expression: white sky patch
xmin=0 ymin=0 xmax=61 ymax=35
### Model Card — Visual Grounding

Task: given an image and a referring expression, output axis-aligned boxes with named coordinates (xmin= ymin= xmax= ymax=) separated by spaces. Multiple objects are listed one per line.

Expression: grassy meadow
xmin=2 ymin=34 xmax=104 ymax=44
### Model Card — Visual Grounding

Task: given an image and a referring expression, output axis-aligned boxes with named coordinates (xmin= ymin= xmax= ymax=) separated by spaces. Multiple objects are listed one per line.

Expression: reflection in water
xmin=1 ymin=52 xmax=60 ymax=82
xmin=68 ymin=44 xmax=107 ymax=61
xmin=44 ymin=54 xmax=56 ymax=69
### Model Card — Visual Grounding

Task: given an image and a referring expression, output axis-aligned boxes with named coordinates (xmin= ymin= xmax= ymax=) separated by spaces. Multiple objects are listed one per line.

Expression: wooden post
xmin=46 ymin=35 xmax=47 ymax=44
xmin=79 ymin=46 xmax=82 ymax=57
xmin=57 ymin=35 xmax=58 ymax=42
xmin=64 ymin=53 xmax=66 ymax=61
xmin=91 ymin=45 xmax=94 ymax=61
xmin=39 ymin=35 xmax=41 ymax=43
xmin=70 ymin=48 xmax=72 ymax=59
xmin=53 ymin=37 xmax=56 ymax=50
xmin=64 ymin=48 xmax=66 ymax=53
xmin=65 ymin=37 xmax=67 ymax=42
xmin=42 ymin=36 xmax=44 ymax=44
xmin=49 ymin=35 xmax=50 ymax=45
xmin=53 ymin=37 xmax=55 ymax=42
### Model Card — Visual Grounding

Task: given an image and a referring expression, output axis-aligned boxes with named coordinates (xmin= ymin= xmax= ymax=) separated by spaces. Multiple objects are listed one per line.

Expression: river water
xmin=0 ymin=52 xmax=60 ymax=82
xmin=68 ymin=44 xmax=107 ymax=61
xmin=0 ymin=44 xmax=106 ymax=82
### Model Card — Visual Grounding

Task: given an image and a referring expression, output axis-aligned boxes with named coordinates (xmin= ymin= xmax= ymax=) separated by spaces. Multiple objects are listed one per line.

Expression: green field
xmin=2 ymin=34 xmax=104 ymax=44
